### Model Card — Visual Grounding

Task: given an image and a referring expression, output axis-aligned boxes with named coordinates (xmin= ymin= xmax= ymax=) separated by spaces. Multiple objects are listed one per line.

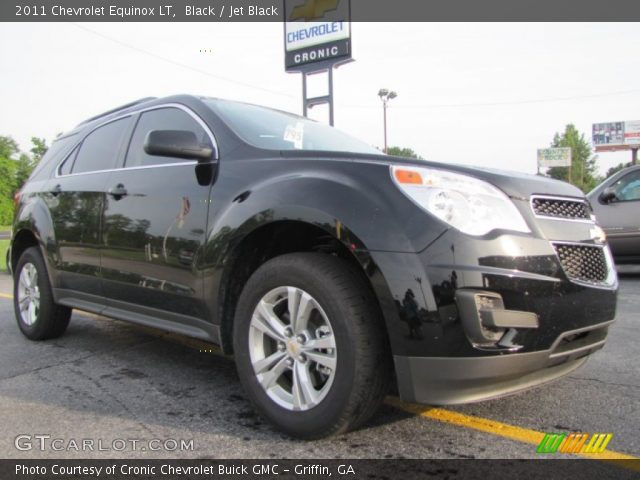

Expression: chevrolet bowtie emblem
xmin=289 ymin=0 xmax=339 ymax=21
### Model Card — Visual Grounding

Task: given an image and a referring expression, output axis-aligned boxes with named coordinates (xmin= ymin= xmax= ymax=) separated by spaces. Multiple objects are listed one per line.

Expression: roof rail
xmin=77 ymin=97 xmax=157 ymax=126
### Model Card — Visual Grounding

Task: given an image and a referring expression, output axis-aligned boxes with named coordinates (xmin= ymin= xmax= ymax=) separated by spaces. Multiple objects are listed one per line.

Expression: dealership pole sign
xmin=283 ymin=0 xmax=352 ymax=126
xmin=537 ymin=147 xmax=572 ymax=168
xmin=283 ymin=0 xmax=352 ymax=72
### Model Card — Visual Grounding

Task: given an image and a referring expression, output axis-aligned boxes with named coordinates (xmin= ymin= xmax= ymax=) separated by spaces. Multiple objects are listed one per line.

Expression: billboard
xmin=593 ymin=120 xmax=640 ymax=151
xmin=537 ymin=147 xmax=572 ymax=168
xmin=284 ymin=0 xmax=351 ymax=71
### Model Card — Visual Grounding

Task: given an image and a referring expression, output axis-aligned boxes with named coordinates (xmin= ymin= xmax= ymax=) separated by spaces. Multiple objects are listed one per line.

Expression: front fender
xmin=208 ymin=158 xmax=443 ymax=254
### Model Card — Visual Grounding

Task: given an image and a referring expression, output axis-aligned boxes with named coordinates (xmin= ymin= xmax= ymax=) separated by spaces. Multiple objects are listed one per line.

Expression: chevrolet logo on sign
xmin=283 ymin=0 xmax=352 ymax=71
xmin=289 ymin=0 xmax=339 ymax=21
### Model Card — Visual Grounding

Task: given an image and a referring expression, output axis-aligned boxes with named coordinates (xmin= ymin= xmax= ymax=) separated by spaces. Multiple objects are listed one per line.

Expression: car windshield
xmin=205 ymin=98 xmax=380 ymax=155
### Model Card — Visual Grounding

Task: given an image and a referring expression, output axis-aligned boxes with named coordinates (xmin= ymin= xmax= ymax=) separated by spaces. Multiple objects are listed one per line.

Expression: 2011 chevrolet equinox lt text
xmin=9 ymin=95 xmax=617 ymax=439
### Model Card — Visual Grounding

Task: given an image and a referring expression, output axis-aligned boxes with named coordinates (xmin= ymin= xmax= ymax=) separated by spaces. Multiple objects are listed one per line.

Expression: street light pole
xmin=378 ymin=89 xmax=397 ymax=154
xmin=383 ymin=100 xmax=388 ymax=153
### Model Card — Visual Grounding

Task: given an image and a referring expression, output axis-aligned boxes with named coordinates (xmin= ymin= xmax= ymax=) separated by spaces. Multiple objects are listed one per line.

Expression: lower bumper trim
xmin=394 ymin=351 xmax=593 ymax=405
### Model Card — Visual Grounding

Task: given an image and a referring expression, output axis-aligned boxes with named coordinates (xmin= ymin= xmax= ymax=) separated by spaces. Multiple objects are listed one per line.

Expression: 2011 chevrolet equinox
xmin=9 ymin=95 xmax=617 ymax=438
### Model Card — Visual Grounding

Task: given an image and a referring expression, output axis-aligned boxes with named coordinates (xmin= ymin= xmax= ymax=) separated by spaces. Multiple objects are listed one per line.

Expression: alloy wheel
xmin=248 ymin=286 xmax=337 ymax=411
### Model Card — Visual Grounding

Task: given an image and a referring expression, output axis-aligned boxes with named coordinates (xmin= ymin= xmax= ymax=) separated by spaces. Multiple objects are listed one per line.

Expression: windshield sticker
xmin=283 ymin=122 xmax=304 ymax=149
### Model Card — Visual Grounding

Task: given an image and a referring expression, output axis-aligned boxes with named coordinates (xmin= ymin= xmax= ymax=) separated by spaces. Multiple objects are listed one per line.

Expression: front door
xmin=100 ymin=106 xmax=215 ymax=326
xmin=594 ymin=168 xmax=640 ymax=260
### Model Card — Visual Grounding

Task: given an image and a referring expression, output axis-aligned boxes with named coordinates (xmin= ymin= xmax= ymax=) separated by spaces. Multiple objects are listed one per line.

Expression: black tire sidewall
xmin=14 ymin=247 xmax=57 ymax=339
xmin=234 ymin=255 xmax=361 ymax=438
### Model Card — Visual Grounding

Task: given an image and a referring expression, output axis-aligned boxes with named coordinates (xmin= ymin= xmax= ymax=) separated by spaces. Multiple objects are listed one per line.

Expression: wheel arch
xmin=215 ymin=216 xmax=396 ymax=356
xmin=11 ymin=195 xmax=57 ymax=287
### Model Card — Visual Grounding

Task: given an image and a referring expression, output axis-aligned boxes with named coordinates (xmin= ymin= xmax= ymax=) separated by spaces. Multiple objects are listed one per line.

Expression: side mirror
xmin=600 ymin=186 xmax=617 ymax=203
xmin=144 ymin=130 xmax=214 ymax=162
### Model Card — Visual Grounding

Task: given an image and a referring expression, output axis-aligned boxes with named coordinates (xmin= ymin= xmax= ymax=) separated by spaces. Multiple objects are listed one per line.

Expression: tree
xmin=547 ymin=124 xmax=600 ymax=192
xmin=0 ymin=135 xmax=48 ymax=224
xmin=605 ymin=162 xmax=631 ymax=179
xmin=0 ymin=135 xmax=19 ymax=225
xmin=15 ymin=154 xmax=34 ymax=191
xmin=0 ymin=136 xmax=19 ymax=159
xmin=15 ymin=138 xmax=47 ymax=191
xmin=387 ymin=146 xmax=423 ymax=159
xmin=30 ymin=137 xmax=47 ymax=164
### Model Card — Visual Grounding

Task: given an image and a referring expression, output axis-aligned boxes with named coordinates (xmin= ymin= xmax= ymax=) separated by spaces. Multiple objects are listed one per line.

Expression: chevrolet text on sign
xmin=284 ymin=0 xmax=351 ymax=70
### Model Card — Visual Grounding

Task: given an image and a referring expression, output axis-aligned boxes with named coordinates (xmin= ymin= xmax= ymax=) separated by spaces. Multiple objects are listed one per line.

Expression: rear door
xmin=46 ymin=116 xmax=132 ymax=303
xmin=100 ymin=106 xmax=215 ymax=333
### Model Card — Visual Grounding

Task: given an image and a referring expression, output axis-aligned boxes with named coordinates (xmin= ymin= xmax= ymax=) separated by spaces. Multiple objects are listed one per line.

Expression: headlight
xmin=390 ymin=165 xmax=530 ymax=236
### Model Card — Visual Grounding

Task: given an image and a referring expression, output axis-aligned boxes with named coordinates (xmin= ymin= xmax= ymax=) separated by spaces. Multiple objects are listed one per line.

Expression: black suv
xmin=9 ymin=95 xmax=617 ymax=438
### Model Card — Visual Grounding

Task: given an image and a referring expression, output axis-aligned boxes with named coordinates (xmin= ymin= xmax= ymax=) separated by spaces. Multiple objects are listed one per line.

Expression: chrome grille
xmin=553 ymin=244 xmax=608 ymax=284
xmin=531 ymin=197 xmax=590 ymax=220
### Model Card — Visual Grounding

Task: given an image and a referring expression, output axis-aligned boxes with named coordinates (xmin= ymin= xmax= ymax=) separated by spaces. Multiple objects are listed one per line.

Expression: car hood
xmin=280 ymin=150 xmax=585 ymax=199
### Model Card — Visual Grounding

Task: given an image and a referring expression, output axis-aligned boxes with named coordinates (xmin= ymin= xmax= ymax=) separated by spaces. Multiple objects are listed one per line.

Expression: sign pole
xmin=290 ymin=58 xmax=353 ymax=126
xmin=302 ymin=72 xmax=308 ymax=118
xmin=633 ymin=148 xmax=638 ymax=165
xmin=328 ymin=66 xmax=335 ymax=126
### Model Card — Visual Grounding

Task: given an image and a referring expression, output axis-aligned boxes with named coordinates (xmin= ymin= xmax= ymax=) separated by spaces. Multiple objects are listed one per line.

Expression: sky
xmin=1 ymin=22 xmax=639 ymax=176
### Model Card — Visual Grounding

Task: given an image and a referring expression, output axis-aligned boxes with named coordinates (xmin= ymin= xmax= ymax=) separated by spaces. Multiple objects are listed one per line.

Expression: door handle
xmin=50 ymin=184 xmax=62 ymax=196
xmin=108 ymin=183 xmax=128 ymax=199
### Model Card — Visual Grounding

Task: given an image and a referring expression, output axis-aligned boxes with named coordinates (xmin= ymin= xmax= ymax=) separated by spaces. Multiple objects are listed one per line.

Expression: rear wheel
xmin=14 ymin=247 xmax=71 ymax=340
xmin=233 ymin=253 xmax=391 ymax=439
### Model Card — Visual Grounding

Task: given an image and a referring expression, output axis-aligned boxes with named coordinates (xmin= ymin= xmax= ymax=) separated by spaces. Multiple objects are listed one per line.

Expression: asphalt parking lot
xmin=0 ymin=271 xmax=638 ymax=461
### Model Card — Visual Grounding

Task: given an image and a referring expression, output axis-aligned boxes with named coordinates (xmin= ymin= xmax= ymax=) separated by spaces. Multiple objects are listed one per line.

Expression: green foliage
xmin=0 ymin=137 xmax=19 ymax=159
xmin=30 ymin=137 xmax=47 ymax=163
xmin=0 ymin=137 xmax=18 ymax=225
xmin=546 ymin=124 xmax=601 ymax=192
xmin=0 ymin=135 xmax=47 ymax=225
xmin=605 ymin=162 xmax=632 ymax=179
xmin=0 ymin=239 xmax=8 ymax=272
xmin=387 ymin=146 xmax=423 ymax=159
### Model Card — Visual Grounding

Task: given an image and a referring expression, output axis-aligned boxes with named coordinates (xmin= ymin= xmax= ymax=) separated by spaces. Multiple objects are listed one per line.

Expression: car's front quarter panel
xmin=199 ymin=156 xmax=450 ymax=325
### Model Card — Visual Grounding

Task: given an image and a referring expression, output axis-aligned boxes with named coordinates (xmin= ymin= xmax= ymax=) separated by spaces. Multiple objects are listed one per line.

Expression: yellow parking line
xmin=1 ymin=291 xmax=637 ymax=466
xmin=385 ymin=396 xmax=639 ymax=466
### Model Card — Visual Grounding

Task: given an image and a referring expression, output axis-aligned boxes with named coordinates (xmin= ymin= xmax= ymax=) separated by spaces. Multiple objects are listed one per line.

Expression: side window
xmin=58 ymin=145 xmax=79 ymax=176
xmin=613 ymin=170 xmax=640 ymax=202
xmin=29 ymin=134 xmax=78 ymax=180
xmin=125 ymin=107 xmax=212 ymax=168
xmin=72 ymin=117 xmax=130 ymax=174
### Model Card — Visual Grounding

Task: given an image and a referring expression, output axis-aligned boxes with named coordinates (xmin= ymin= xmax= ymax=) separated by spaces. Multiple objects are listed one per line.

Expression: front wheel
xmin=233 ymin=253 xmax=391 ymax=439
xmin=14 ymin=247 xmax=72 ymax=340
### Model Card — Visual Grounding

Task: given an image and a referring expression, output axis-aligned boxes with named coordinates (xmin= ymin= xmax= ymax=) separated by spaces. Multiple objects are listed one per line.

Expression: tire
xmin=233 ymin=252 xmax=391 ymax=439
xmin=14 ymin=247 xmax=72 ymax=340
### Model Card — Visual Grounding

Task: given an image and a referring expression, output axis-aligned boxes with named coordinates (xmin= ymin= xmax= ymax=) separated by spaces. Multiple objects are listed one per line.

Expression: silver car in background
xmin=588 ymin=165 xmax=640 ymax=264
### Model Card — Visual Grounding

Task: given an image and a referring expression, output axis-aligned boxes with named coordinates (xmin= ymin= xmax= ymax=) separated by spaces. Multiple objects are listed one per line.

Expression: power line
xmin=70 ymin=23 xmax=297 ymax=99
xmin=341 ymin=88 xmax=640 ymax=109
xmin=70 ymin=23 xmax=640 ymax=111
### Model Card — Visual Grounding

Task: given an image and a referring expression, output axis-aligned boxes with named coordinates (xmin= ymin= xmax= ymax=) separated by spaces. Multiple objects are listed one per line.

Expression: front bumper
xmin=394 ymin=319 xmax=612 ymax=404
xmin=367 ymin=225 xmax=617 ymax=405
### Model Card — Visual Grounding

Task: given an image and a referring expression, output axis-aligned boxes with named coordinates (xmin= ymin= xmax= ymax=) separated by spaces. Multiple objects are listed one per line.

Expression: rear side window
xmin=58 ymin=146 xmax=79 ymax=176
xmin=29 ymin=134 xmax=78 ymax=181
xmin=72 ymin=117 xmax=130 ymax=174
xmin=125 ymin=107 xmax=212 ymax=168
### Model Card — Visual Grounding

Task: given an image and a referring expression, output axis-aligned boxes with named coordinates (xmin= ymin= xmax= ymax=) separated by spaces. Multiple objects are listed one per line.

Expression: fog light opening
xmin=456 ymin=289 xmax=538 ymax=352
